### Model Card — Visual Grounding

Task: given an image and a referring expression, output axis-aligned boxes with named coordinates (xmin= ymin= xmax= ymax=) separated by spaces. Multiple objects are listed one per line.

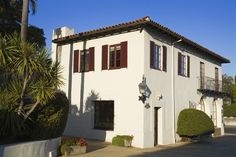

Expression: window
xmin=102 ymin=41 xmax=127 ymax=70
xmin=178 ymin=52 xmax=190 ymax=77
xmin=153 ymin=44 xmax=161 ymax=69
xmin=200 ymin=62 xmax=205 ymax=89
xmin=94 ymin=101 xmax=114 ymax=130
xmin=80 ymin=50 xmax=89 ymax=72
xmin=109 ymin=45 xmax=121 ymax=69
xmin=73 ymin=47 xmax=94 ymax=73
xmin=150 ymin=41 xmax=167 ymax=71
xmin=215 ymin=67 xmax=219 ymax=91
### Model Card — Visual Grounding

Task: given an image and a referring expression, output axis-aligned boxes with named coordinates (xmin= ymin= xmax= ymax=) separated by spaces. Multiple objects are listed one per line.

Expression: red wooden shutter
xmin=120 ymin=41 xmax=128 ymax=68
xmin=187 ymin=56 xmax=190 ymax=77
xmin=178 ymin=52 xmax=181 ymax=75
xmin=102 ymin=45 xmax=108 ymax=70
xmin=162 ymin=46 xmax=167 ymax=72
xmin=89 ymin=47 xmax=95 ymax=71
xmin=73 ymin=50 xmax=79 ymax=73
xmin=150 ymin=41 xmax=154 ymax=68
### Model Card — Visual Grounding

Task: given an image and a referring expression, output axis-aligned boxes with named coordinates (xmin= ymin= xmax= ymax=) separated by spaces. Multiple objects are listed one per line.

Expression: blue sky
xmin=29 ymin=0 xmax=236 ymax=76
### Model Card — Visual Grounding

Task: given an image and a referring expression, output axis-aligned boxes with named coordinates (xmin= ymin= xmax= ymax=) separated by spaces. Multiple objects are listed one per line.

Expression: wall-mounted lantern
xmin=138 ymin=76 xmax=148 ymax=104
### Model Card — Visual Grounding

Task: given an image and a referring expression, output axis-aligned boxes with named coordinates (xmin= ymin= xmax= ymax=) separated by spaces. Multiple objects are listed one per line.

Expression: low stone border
xmin=224 ymin=117 xmax=236 ymax=126
xmin=0 ymin=137 xmax=61 ymax=157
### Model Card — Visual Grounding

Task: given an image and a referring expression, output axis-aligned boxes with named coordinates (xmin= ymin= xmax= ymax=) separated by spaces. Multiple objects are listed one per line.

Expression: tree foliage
xmin=0 ymin=0 xmax=45 ymax=48
xmin=29 ymin=91 xmax=69 ymax=140
xmin=0 ymin=34 xmax=63 ymax=121
xmin=222 ymin=74 xmax=236 ymax=104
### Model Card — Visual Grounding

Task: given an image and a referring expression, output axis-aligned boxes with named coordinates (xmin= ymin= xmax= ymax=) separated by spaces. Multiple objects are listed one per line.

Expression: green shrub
xmin=0 ymin=110 xmax=28 ymax=140
xmin=30 ymin=91 xmax=69 ymax=139
xmin=60 ymin=143 xmax=72 ymax=156
xmin=177 ymin=109 xmax=214 ymax=137
xmin=112 ymin=135 xmax=133 ymax=147
xmin=223 ymin=103 xmax=236 ymax=117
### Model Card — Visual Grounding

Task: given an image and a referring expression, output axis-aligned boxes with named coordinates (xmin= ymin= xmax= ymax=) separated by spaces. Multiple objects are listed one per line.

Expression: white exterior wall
xmin=143 ymin=30 xmax=174 ymax=147
xmin=143 ymin=28 xmax=224 ymax=147
xmin=52 ymin=27 xmax=225 ymax=148
xmin=52 ymin=30 xmax=146 ymax=148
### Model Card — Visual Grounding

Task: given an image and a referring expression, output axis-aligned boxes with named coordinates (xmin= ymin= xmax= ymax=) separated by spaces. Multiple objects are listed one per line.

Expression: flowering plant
xmin=76 ymin=138 xmax=88 ymax=146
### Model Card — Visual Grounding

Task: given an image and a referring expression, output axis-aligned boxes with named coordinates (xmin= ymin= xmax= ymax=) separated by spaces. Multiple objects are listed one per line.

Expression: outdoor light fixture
xmin=138 ymin=76 xmax=148 ymax=103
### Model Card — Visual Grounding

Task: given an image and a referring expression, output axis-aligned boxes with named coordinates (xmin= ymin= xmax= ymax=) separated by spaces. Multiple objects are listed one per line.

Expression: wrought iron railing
xmin=198 ymin=76 xmax=222 ymax=92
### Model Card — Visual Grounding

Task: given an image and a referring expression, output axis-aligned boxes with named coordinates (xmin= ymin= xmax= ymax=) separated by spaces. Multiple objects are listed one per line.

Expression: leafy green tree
xmin=222 ymin=74 xmax=234 ymax=94
xmin=0 ymin=34 xmax=63 ymax=121
xmin=232 ymin=84 xmax=236 ymax=103
xmin=0 ymin=0 xmax=45 ymax=48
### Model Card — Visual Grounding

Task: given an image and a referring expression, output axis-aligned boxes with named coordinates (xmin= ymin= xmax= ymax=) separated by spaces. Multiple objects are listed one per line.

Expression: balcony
xmin=198 ymin=76 xmax=222 ymax=95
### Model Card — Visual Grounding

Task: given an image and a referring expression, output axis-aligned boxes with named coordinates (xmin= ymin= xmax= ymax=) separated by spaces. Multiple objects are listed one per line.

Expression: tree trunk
xmin=17 ymin=79 xmax=28 ymax=115
xmin=21 ymin=0 xmax=29 ymax=42
xmin=24 ymin=99 xmax=40 ymax=120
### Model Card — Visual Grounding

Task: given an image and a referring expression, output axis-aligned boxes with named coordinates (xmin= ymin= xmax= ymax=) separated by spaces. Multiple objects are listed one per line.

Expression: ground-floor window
xmin=94 ymin=100 xmax=114 ymax=130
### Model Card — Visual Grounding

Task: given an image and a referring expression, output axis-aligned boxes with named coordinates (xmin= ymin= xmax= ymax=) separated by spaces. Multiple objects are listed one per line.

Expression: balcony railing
xmin=198 ymin=76 xmax=222 ymax=92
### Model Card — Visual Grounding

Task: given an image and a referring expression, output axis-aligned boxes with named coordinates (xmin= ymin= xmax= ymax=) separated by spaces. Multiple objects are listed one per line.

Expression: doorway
xmin=154 ymin=107 xmax=160 ymax=146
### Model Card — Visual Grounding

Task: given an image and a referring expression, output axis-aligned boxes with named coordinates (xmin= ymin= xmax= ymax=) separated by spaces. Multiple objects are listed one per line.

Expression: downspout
xmin=171 ymin=39 xmax=182 ymax=143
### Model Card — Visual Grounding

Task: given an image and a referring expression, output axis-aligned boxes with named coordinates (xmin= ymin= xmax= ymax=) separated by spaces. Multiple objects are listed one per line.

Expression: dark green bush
xmin=177 ymin=109 xmax=214 ymax=137
xmin=112 ymin=135 xmax=133 ymax=147
xmin=0 ymin=110 xmax=28 ymax=140
xmin=223 ymin=103 xmax=236 ymax=117
xmin=30 ymin=91 xmax=69 ymax=139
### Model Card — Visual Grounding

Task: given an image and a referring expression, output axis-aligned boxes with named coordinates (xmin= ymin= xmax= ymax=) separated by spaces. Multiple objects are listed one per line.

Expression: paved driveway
xmin=79 ymin=126 xmax=236 ymax=157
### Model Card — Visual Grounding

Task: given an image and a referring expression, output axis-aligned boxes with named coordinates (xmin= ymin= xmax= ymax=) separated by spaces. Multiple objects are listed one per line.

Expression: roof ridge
xmin=52 ymin=16 xmax=229 ymax=63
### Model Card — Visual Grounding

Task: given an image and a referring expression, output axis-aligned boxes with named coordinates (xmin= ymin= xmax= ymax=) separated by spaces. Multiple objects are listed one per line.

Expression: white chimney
xmin=52 ymin=26 xmax=75 ymax=40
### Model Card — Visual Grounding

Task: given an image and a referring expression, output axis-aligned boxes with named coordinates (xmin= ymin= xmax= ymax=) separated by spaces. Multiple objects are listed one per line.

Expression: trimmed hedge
xmin=0 ymin=110 xmax=27 ymax=139
xmin=177 ymin=109 xmax=214 ymax=137
xmin=223 ymin=103 xmax=236 ymax=117
xmin=112 ymin=135 xmax=133 ymax=147
xmin=30 ymin=91 xmax=69 ymax=139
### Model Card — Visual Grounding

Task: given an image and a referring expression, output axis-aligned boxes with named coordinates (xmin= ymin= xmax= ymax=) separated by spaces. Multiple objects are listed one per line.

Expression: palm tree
xmin=0 ymin=34 xmax=63 ymax=119
xmin=20 ymin=0 xmax=37 ymax=41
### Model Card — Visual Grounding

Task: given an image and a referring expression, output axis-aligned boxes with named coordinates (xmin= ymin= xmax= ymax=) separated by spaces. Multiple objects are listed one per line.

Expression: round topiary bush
xmin=177 ymin=109 xmax=214 ymax=137
xmin=30 ymin=91 xmax=69 ymax=139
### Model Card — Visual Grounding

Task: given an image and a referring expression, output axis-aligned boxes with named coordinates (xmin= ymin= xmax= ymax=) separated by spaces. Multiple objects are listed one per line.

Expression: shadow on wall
xmin=64 ymin=90 xmax=107 ymax=141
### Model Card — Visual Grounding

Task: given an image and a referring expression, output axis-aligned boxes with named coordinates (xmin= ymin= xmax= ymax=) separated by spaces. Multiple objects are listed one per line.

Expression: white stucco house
xmin=51 ymin=16 xmax=230 ymax=148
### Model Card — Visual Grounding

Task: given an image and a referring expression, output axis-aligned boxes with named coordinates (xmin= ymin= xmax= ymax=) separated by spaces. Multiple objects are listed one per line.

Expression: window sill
xmin=150 ymin=67 xmax=166 ymax=72
xmin=178 ymin=74 xmax=190 ymax=78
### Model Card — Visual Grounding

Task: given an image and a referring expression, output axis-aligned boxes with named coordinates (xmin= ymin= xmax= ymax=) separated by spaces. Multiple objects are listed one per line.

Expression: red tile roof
xmin=52 ymin=16 xmax=230 ymax=63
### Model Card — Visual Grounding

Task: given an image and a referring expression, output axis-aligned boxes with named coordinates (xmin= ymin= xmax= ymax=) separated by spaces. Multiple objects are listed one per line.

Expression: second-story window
xmin=80 ymin=50 xmax=89 ymax=72
xmin=154 ymin=44 xmax=162 ymax=69
xmin=150 ymin=41 xmax=167 ymax=72
xmin=73 ymin=47 xmax=94 ymax=73
xmin=178 ymin=52 xmax=190 ymax=77
xmin=109 ymin=45 xmax=121 ymax=69
xmin=101 ymin=41 xmax=127 ymax=70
